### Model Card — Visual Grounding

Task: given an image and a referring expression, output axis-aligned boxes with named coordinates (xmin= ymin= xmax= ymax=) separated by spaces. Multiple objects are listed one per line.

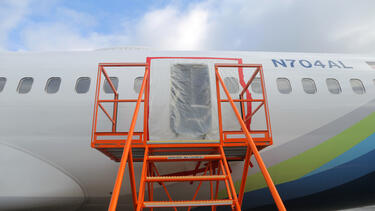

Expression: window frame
xmin=75 ymin=77 xmax=91 ymax=94
xmin=17 ymin=77 xmax=34 ymax=94
xmin=276 ymin=77 xmax=292 ymax=94
xmin=45 ymin=77 xmax=61 ymax=94
xmin=0 ymin=77 xmax=6 ymax=92
xmin=326 ymin=78 xmax=342 ymax=95
xmin=301 ymin=78 xmax=317 ymax=94
xmin=350 ymin=78 xmax=365 ymax=95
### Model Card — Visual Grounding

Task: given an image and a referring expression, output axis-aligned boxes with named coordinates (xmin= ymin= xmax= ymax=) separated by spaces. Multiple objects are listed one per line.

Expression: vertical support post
xmin=136 ymin=147 xmax=149 ymax=211
xmin=143 ymin=65 xmax=150 ymax=143
xmin=91 ymin=66 xmax=102 ymax=147
xmin=238 ymin=148 xmax=252 ymax=206
xmin=219 ymin=160 xmax=233 ymax=202
xmin=219 ymin=147 xmax=241 ymax=211
xmin=215 ymin=74 xmax=224 ymax=145
xmin=148 ymin=162 xmax=154 ymax=211
xmin=112 ymin=94 xmax=118 ymax=132
xmin=128 ymin=149 xmax=138 ymax=209
xmin=259 ymin=66 xmax=273 ymax=142
xmin=210 ymin=161 xmax=214 ymax=211
xmin=213 ymin=161 xmax=221 ymax=211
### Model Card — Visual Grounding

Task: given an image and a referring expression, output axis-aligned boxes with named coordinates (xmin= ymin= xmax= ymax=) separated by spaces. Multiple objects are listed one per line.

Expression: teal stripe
xmin=305 ymin=132 xmax=375 ymax=177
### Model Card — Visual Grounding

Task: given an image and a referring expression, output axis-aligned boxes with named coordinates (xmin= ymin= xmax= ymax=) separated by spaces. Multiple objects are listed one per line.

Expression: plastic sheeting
xmin=148 ymin=59 xmax=244 ymax=141
xmin=148 ymin=60 xmax=222 ymax=141
xmin=170 ymin=64 xmax=212 ymax=138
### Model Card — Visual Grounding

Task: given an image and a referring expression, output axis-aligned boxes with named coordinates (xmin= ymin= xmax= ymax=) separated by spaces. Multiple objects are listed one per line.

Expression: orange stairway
xmin=91 ymin=60 xmax=286 ymax=211
xmin=136 ymin=146 xmax=242 ymax=210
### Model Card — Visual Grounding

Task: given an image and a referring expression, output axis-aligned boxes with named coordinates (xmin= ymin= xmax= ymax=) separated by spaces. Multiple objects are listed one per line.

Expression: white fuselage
xmin=0 ymin=49 xmax=374 ymax=210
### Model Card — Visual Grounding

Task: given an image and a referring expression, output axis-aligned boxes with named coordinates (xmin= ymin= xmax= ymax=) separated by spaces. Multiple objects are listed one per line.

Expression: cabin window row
xmin=222 ymin=77 xmax=367 ymax=95
xmin=0 ymin=77 xmax=144 ymax=94
xmin=258 ymin=77 xmax=365 ymax=95
xmin=0 ymin=76 xmax=369 ymax=95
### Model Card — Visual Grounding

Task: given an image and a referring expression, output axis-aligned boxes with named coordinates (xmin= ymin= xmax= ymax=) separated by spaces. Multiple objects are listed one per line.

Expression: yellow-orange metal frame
xmin=91 ymin=60 xmax=285 ymax=210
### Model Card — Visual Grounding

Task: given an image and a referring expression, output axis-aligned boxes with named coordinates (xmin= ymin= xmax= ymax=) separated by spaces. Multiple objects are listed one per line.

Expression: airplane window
xmin=326 ymin=78 xmax=341 ymax=94
xmin=17 ymin=77 xmax=33 ymax=94
xmin=134 ymin=77 xmax=143 ymax=94
xmin=302 ymin=78 xmax=317 ymax=94
xmin=251 ymin=77 xmax=262 ymax=94
xmin=0 ymin=77 xmax=6 ymax=92
xmin=104 ymin=77 xmax=118 ymax=94
xmin=45 ymin=77 xmax=61 ymax=94
xmin=350 ymin=79 xmax=365 ymax=95
xmin=224 ymin=77 xmax=239 ymax=94
xmin=75 ymin=77 xmax=91 ymax=94
xmin=276 ymin=78 xmax=292 ymax=94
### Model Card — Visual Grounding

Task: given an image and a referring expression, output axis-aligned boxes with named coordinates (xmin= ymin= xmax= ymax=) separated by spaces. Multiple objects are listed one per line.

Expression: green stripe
xmin=220 ymin=112 xmax=375 ymax=197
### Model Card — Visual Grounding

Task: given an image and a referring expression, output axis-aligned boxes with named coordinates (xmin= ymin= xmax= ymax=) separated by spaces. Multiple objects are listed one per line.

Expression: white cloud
xmin=199 ymin=0 xmax=375 ymax=54
xmin=0 ymin=0 xmax=31 ymax=50
xmin=18 ymin=5 xmax=129 ymax=51
xmin=134 ymin=5 xmax=208 ymax=50
xmin=331 ymin=17 xmax=375 ymax=53
xmin=21 ymin=22 xmax=129 ymax=51
xmin=1 ymin=0 xmax=375 ymax=54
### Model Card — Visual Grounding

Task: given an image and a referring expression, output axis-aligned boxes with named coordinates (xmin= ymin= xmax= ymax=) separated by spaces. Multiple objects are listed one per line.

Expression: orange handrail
xmin=215 ymin=64 xmax=286 ymax=211
xmin=108 ymin=65 xmax=149 ymax=211
xmin=219 ymin=147 xmax=241 ymax=211
xmin=136 ymin=147 xmax=149 ymax=211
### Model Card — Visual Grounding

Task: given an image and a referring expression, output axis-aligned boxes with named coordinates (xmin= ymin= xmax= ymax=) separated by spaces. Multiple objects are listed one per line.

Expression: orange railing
xmin=218 ymin=63 xmax=272 ymax=147
xmin=215 ymin=63 xmax=285 ymax=210
xmin=91 ymin=63 xmax=149 ymax=149
xmin=91 ymin=63 xmax=150 ymax=210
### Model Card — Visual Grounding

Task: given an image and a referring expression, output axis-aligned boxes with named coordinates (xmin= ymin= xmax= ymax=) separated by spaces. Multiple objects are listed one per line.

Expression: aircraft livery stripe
xmin=229 ymin=111 xmax=375 ymax=195
xmin=241 ymin=147 xmax=375 ymax=208
xmin=305 ymin=132 xmax=375 ymax=177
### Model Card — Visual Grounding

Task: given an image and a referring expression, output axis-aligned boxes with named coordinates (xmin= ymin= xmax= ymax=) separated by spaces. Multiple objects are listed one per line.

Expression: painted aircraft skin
xmin=1 ymin=48 xmax=375 ymax=210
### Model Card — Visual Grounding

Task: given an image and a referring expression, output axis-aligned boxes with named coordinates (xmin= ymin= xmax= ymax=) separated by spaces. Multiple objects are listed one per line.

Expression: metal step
xmin=143 ymin=199 xmax=233 ymax=207
xmin=146 ymin=175 xmax=227 ymax=182
xmin=105 ymin=146 xmax=248 ymax=161
xmin=147 ymin=154 xmax=222 ymax=161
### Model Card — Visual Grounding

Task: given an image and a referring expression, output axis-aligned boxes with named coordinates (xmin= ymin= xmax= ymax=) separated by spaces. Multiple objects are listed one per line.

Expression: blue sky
xmin=1 ymin=0 xmax=375 ymax=53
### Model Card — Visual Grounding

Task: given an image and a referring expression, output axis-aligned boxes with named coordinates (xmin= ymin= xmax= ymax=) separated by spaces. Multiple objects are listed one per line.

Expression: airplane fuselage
xmin=1 ymin=49 xmax=375 ymax=210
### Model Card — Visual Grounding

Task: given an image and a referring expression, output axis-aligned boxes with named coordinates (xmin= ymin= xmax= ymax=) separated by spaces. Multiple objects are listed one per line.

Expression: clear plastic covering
xmin=170 ymin=64 xmax=212 ymax=138
xmin=148 ymin=60 xmax=221 ymax=141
